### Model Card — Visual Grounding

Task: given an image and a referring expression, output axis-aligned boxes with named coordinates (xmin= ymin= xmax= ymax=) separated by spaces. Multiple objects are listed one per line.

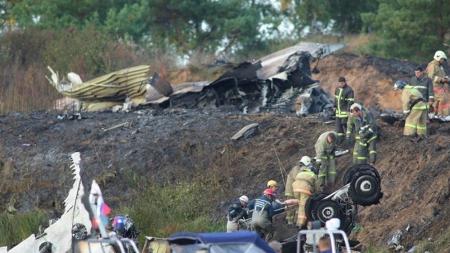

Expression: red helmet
xmin=263 ymin=188 xmax=276 ymax=197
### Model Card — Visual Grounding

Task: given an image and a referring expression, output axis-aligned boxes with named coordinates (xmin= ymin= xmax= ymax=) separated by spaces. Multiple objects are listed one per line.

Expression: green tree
xmin=362 ymin=0 xmax=450 ymax=61
xmin=328 ymin=0 xmax=378 ymax=33
xmin=9 ymin=0 xmax=132 ymax=28
xmin=282 ymin=0 xmax=378 ymax=34
xmin=105 ymin=0 xmax=278 ymax=55
xmin=7 ymin=0 xmax=279 ymax=57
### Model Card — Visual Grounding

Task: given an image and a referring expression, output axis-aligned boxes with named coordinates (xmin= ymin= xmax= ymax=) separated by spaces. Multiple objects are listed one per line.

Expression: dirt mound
xmin=0 ymin=108 xmax=449 ymax=249
xmin=315 ymin=53 xmax=417 ymax=110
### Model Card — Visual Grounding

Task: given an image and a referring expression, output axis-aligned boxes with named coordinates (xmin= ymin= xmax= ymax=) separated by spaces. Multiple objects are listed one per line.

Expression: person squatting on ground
xmin=226 ymin=195 xmax=249 ymax=232
xmin=427 ymin=50 xmax=449 ymax=116
xmin=394 ymin=80 xmax=428 ymax=139
xmin=292 ymin=156 xmax=317 ymax=228
xmin=334 ymin=76 xmax=355 ymax=143
xmin=315 ymin=131 xmax=337 ymax=190
xmin=251 ymin=188 xmax=276 ymax=241
xmin=346 ymin=103 xmax=378 ymax=165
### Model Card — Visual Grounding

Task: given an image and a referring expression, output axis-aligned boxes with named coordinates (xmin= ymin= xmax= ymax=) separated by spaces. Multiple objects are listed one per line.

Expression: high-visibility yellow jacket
xmin=402 ymin=85 xmax=427 ymax=113
xmin=346 ymin=106 xmax=377 ymax=141
xmin=334 ymin=85 xmax=355 ymax=118
xmin=426 ymin=60 xmax=447 ymax=88
xmin=285 ymin=165 xmax=301 ymax=197
xmin=314 ymin=131 xmax=337 ymax=162
xmin=409 ymin=76 xmax=434 ymax=101
xmin=292 ymin=166 xmax=317 ymax=196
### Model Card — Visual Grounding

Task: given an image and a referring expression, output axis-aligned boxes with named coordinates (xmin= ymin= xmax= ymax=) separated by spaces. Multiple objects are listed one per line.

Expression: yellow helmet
xmin=267 ymin=180 xmax=278 ymax=188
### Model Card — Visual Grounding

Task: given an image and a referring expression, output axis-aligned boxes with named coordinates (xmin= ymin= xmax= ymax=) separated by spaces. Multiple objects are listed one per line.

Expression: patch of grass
xmin=0 ymin=210 xmax=48 ymax=247
xmin=120 ymin=180 xmax=225 ymax=245
xmin=364 ymin=245 xmax=389 ymax=253
xmin=414 ymin=227 xmax=450 ymax=253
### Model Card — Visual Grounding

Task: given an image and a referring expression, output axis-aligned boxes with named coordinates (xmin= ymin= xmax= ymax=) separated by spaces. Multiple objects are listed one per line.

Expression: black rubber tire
xmin=339 ymin=215 xmax=354 ymax=234
xmin=349 ymin=174 xmax=382 ymax=206
xmin=315 ymin=200 xmax=344 ymax=224
xmin=39 ymin=242 xmax=52 ymax=253
xmin=343 ymin=164 xmax=381 ymax=184
xmin=305 ymin=193 xmax=327 ymax=221
xmin=72 ymin=223 xmax=88 ymax=240
xmin=342 ymin=166 xmax=360 ymax=185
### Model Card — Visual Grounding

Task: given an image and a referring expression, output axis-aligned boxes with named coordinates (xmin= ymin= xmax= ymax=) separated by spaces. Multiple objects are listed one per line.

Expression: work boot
xmin=408 ymin=135 xmax=418 ymax=143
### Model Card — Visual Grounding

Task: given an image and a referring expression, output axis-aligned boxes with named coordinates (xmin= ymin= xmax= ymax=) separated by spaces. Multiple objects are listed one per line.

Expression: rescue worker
xmin=226 ymin=195 xmax=249 ymax=232
xmin=427 ymin=50 xmax=449 ymax=116
xmin=266 ymin=180 xmax=285 ymax=215
xmin=410 ymin=65 xmax=434 ymax=102
xmin=267 ymin=180 xmax=279 ymax=193
xmin=292 ymin=156 xmax=317 ymax=228
xmin=346 ymin=103 xmax=378 ymax=165
xmin=334 ymin=77 xmax=355 ymax=143
xmin=394 ymin=80 xmax=428 ymax=139
xmin=284 ymin=160 xmax=302 ymax=224
xmin=251 ymin=188 xmax=276 ymax=240
xmin=315 ymin=131 xmax=337 ymax=189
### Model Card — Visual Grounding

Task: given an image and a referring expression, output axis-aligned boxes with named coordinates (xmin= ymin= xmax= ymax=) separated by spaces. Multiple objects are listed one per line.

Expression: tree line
xmin=1 ymin=0 xmax=449 ymax=62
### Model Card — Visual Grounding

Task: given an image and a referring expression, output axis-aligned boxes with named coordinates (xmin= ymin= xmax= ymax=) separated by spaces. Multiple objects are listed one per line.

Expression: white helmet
xmin=434 ymin=50 xmax=447 ymax=61
xmin=300 ymin=156 xmax=312 ymax=166
xmin=239 ymin=195 xmax=249 ymax=203
xmin=350 ymin=103 xmax=362 ymax=111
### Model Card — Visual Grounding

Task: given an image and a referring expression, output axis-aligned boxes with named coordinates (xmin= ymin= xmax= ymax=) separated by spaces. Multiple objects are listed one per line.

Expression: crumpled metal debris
xmin=231 ymin=123 xmax=259 ymax=140
xmin=4 ymin=153 xmax=91 ymax=253
xmin=387 ymin=229 xmax=403 ymax=249
xmin=48 ymin=42 xmax=344 ymax=114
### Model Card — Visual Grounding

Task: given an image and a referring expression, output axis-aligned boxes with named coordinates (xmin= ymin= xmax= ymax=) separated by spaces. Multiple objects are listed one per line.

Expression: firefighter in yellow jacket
xmin=394 ymin=80 xmax=428 ymax=138
xmin=284 ymin=160 xmax=302 ymax=224
xmin=346 ymin=103 xmax=378 ymax=165
xmin=292 ymin=156 xmax=317 ymax=228
xmin=314 ymin=131 xmax=337 ymax=189
xmin=427 ymin=50 xmax=449 ymax=116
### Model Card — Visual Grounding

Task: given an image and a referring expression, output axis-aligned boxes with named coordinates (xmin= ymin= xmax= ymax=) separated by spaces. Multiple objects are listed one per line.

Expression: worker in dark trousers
xmin=334 ymin=77 xmax=355 ymax=144
xmin=251 ymin=188 xmax=276 ymax=241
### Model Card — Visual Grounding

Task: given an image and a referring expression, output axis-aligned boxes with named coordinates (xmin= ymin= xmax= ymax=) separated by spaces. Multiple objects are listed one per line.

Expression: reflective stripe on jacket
xmin=409 ymin=76 xmax=434 ymax=101
xmin=315 ymin=131 xmax=337 ymax=161
xmin=335 ymin=85 xmax=354 ymax=118
xmin=427 ymin=60 xmax=447 ymax=88
xmin=346 ymin=106 xmax=377 ymax=140
xmin=402 ymin=85 xmax=427 ymax=113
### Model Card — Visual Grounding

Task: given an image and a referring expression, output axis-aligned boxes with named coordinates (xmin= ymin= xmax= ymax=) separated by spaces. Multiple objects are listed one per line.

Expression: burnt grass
xmin=0 ymin=108 xmax=449 ymax=249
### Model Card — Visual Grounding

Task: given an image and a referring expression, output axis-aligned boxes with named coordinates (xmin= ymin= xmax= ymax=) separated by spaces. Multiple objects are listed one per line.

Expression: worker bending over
xmin=346 ymin=103 xmax=378 ymax=165
xmin=315 ymin=131 xmax=337 ymax=190
xmin=226 ymin=195 xmax=249 ymax=232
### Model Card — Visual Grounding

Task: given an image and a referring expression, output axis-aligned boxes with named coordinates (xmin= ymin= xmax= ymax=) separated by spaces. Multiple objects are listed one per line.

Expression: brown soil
xmin=0 ymin=109 xmax=448 ymax=249
xmin=315 ymin=53 xmax=417 ymax=111
xmin=0 ymin=53 xmax=449 ymax=250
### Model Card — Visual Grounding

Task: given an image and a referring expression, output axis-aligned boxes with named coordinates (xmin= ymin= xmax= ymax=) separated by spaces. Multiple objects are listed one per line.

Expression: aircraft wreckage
xmin=47 ymin=42 xmax=344 ymax=116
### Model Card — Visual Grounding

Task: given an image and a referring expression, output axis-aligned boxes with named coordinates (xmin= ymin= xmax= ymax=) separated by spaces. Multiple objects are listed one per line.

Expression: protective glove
xmin=369 ymin=152 xmax=376 ymax=164
xmin=308 ymin=164 xmax=320 ymax=175
xmin=314 ymin=158 xmax=322 ymax=166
